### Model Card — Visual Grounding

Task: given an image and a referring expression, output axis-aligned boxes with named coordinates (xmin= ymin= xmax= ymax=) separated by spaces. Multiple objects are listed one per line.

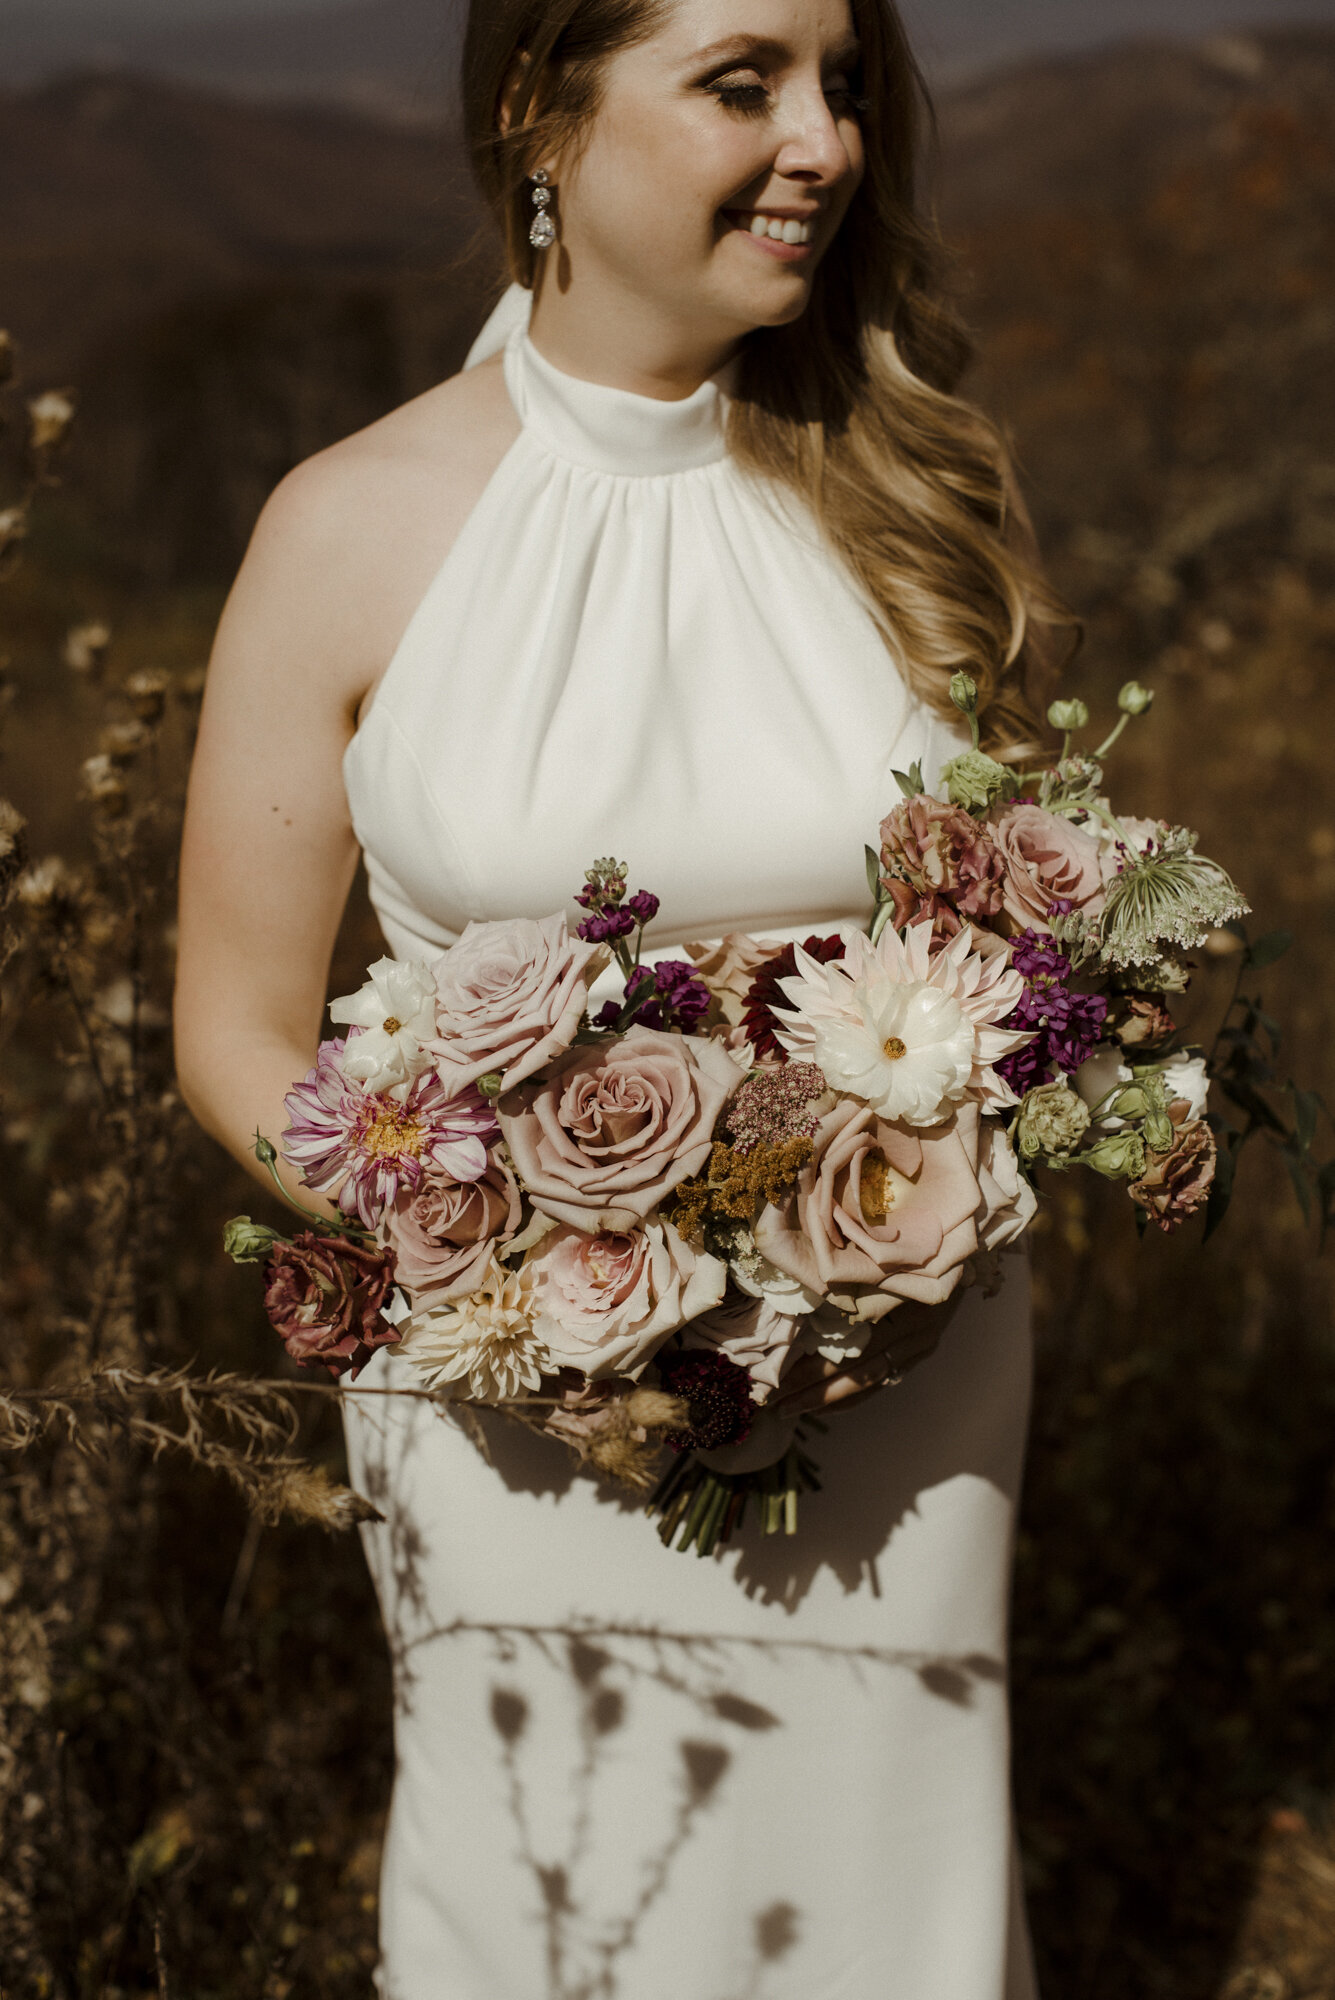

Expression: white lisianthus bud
xmin=949 ymin=671 xmax=979 ymax=716
xmin=1048 ymin=698 xmax=1090 ymax=732
xmin=1118 ymin=680 xmax=1155 ymax=715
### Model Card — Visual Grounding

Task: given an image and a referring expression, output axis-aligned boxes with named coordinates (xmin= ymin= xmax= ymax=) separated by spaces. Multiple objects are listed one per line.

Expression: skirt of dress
xmin=342 ymin=1261 xmax=1039 ymax=2000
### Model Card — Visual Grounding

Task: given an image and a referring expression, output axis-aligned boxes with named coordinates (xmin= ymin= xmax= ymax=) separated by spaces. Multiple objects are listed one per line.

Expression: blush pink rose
xmin=879 ymin=796 xmax=1006 ymax=921
xmin=528 ymin=1222 xmax=727 ymax=1378
xmin=989 ymin=802 xmax=1105 ymax=932
xmin=382 ymin=1154 xmax=522 ymax=1306
xmin=498 ymin=1024 xmax=740 ymax=1233
xmin=754 ymin=1098 xmax=984 ymax=1322
xmin=431 ymin=914 xmax=603 ymax=1092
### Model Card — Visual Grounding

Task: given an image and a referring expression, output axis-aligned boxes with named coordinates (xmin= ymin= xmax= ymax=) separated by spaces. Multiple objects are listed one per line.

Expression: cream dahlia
xmin=398 ymin=1255 xmax=549 ymax=1402
xmin=771 ymin=921 xmax=1032 ymax=1127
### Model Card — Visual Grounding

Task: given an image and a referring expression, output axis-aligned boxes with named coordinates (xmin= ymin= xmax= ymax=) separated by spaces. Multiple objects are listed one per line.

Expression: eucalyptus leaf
xmin=891 ymin=760 xmax=924 ymax=800
xmin=865 ymin=844 xmax=882 ymax=902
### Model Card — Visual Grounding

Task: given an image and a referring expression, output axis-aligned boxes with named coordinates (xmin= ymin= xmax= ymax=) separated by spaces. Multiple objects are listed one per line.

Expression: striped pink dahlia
xmin=282 ymin=1038 xmax=497 ymax=1230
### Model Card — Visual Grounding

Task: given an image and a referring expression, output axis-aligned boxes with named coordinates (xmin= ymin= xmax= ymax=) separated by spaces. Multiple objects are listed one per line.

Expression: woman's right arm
xmin=174 ymin=455 xmax=376 ymax=1217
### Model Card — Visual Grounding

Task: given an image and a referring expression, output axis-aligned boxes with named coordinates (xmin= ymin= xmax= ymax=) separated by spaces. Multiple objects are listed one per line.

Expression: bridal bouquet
xmin=226 ymin=675 xmax=1289 ymax=1554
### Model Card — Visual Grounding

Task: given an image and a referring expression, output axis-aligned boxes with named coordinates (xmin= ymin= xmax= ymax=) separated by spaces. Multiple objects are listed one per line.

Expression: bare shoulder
xmin=223 ymin=354 xmax=521 ymax=723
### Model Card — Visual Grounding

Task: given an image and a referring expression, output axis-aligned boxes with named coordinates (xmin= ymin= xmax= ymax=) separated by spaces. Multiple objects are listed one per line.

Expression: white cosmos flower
xmin=398 ymin=1256 xmax=549 ymax=1403
xmin=772 ymin=923 xmax=1032 ymax=1128
xmin=329 ymin=956 xmax=438 ymax=1097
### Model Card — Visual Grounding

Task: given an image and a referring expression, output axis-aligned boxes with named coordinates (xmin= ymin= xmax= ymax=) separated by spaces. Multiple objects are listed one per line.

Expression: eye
xmin=705 ymin=69 xmax=772 ymax=116
xmin=825 ymin=70 xmax=869 ymax=113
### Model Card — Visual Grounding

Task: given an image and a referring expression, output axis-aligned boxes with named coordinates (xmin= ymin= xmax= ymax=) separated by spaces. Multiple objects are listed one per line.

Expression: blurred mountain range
xmin=1 ymin=24 xmax=1332 ymax=593
xmin=5 ymin=0 xmax=1335 ymax=108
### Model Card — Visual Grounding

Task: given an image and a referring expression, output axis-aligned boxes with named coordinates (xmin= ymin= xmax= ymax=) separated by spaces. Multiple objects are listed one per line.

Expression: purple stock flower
xmin=576 ymin=907 xmax=638 ymax=945
xmin=593 ymin=958 xmax=713 ymax=1035
xmin=626 ymin=890 xmax=660 ymax=925
xmin=995 ymin=931 xmax=1109 ymax=1095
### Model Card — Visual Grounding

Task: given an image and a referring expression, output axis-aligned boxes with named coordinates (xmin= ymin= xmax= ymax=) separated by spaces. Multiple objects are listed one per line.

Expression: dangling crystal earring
xmin=528 ymin=168 xmax=557 ymax=251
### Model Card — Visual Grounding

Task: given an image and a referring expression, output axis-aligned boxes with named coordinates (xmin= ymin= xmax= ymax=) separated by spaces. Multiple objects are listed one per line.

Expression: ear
xmin=498 ymin=48 xmax=550 ymax=160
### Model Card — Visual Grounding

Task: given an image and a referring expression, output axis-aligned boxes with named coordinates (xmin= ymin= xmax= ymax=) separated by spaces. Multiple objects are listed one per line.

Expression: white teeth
xmin=740 ymin=214 xmax=813 ymax=245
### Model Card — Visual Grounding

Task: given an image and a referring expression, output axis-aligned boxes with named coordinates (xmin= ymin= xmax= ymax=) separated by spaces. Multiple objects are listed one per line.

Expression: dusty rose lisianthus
xmin=527 ymin=1222 xmax=727 ymax=1378
xmin=879 ymin=795 xmax=1006 ymax=921
xmin=431 ymin=914 xmax=603 ymax=1092
xmin=1129 ymin=1101 xmax=1217 ymax=1231
xmin=383 ymin=1153 xmax=522 ymax=1305
xmin=498 ymin=1023 xmax=740 ymax=1233
xmin=988 ymin=802 xmax=1105 ymax=932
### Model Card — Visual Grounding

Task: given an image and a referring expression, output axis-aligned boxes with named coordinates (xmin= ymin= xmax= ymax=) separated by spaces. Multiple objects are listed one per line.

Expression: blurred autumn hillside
xmin=1 ymin=22 xmax=1334 ymax=1998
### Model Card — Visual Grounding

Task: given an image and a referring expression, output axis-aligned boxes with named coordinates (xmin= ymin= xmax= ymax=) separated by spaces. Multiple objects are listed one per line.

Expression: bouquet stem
xmin=646 ymin=1429 xmax=823 ymax=1556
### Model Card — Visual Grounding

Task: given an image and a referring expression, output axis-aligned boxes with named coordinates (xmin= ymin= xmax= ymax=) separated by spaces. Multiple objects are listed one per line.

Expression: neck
xmin=528 ymin=270 xmax=742 ymax=401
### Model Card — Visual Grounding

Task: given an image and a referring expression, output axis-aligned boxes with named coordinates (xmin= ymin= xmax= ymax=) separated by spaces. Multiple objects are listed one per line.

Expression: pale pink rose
xmin=989 ymin=802 xmax=1105 ymax=932
xmin=973 ymin=1122 xmax=1037 ymax=1253
xmin=382 ymin=1154 xmax=522 ymax=1305
xmin=754 ymin=1097 xmax=984 ymax=1323
xmin=527 ymin=1222 xmax=727 ymax=1378
xmin=431 ymin=914 xmax=603 ymax=1092
xmin=497 ymin=1024 xmax=741 ymax=1233
xmin=682 ymin=933 xmax=782 ymax=1026
xmin=681 ymin=1287 xmax=806 ymax=1401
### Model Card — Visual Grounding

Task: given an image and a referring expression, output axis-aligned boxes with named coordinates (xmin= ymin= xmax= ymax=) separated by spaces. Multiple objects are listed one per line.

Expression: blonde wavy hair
xmin=463 ymin=0 xmax=1075 ymax=753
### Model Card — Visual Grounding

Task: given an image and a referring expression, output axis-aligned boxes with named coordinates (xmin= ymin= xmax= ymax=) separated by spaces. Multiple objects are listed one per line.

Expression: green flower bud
xmin=1016 ymin=1078 xmax=1091 ymax=1162
xmin=1117 ymin=680 xmax=1154 ymax=716
xmin=1082 ymin=1130 xmax=1148 ymax=1180
xmin=253 ymin=1134 xmax=278 ymax=1168
xmin=223 ymin=1215 xmax=284 ymax=1264
xmin=949 ymin=671 xmax=978 ymax=716
xmin=1106 ymin=1071 xmax=1168 ymax=1124
xmin=1142 ymin=1110 xmax=1175 ymax=1153
xmin=1047 ymin=698 xmax=1090 ymax=733
xmin=940 ymin=749 xmax=1014 ymax=813
xmin=477 ymin=1071 xmax=505 ymax=1098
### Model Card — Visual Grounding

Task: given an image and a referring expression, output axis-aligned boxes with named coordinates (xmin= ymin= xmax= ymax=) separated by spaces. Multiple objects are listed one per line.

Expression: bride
xmin=175 ymin=0 xmax=1069 ymax=1993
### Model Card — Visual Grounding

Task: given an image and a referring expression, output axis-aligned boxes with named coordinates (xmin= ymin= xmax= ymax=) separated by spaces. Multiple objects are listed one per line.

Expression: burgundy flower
xmin=995 ymin=931 xmax=1108 ymax=1094
xmin=741 ymin=935 xmax=846 ymax=1060
xmin=263 ymin=1232 xmax=399 ymax=1380
xmin=594 ymin=958 xmax=713 ymax=1034
xmin=879 ymin=796 xmax=1006 ymax=922
xmin=656 ymin=1349 xmax=755 ymax=1453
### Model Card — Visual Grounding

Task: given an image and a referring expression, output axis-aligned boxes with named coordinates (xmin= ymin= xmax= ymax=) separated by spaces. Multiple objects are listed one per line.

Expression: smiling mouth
xmin=724 ymin=209 xmax=816 ymax=246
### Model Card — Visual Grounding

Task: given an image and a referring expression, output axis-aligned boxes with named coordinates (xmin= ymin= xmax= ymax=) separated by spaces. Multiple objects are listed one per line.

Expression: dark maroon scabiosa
xmin=995 ymin=929 xmax=1109 ymax=1095
xmin=725 ymin=1061 xmax=829 ymax=1154
xmin=262 ymin=1231 xmax=399 ymax=1380
xmin=740 ymin=935 xmax=847 ymax=1061
xmin=655 ymin=1350 xmax=755 ymax=1453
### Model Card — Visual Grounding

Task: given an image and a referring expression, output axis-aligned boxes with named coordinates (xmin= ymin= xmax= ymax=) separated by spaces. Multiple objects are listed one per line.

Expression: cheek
xmin=570 ymin=97 xmax=766 ymax=248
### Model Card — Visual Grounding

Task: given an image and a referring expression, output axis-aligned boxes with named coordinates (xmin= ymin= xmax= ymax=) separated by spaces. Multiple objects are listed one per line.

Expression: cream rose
xmin=973 ymin=1122 xmax=1037 ymax=1253
xmin=528 ymin=1222 xmax=726 ymax=1378
xmin=431 ymin=914 xmax=603 ymax=1093
xmin=754 ymin=1097 xmax=985 ymax=1322
xmin=497 ymin=1024 xmax=740 ymax=1233
xmin=382 ymin=1154 xmax=522 ymax=1305
xmin=989 ymin=802 xmax=1105 ymax=933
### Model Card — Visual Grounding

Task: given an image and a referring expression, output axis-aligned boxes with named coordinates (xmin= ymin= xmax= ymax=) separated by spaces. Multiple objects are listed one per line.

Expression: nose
xmin=771 ymin=82 xmax=859 ymax=188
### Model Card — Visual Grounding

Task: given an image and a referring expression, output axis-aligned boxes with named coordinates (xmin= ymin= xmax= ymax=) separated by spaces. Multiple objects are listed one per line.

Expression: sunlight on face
xmin=553 ymin=0 xmax=867 ymax=349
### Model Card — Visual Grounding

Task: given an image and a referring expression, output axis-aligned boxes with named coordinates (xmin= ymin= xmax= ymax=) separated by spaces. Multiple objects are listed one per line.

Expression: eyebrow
xmin=686 ymin=33 xmax=863 ymax=70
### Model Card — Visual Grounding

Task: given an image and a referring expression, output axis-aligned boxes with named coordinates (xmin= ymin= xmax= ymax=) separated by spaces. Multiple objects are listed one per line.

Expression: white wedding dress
xmin=341 ymin=286 xmax=1039 ymax=2000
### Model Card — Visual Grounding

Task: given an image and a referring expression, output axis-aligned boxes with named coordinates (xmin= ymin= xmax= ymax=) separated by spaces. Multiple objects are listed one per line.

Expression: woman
xmin=176 ymin=1 xmax=1067 ymax=1993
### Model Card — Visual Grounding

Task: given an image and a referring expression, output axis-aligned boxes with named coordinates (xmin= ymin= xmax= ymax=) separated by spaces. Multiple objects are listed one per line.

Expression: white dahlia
xmin=398 ymin=1255 xmax=549 ymax=1402
xmin=772 ymin=921 xmax=1032 ymax=1128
